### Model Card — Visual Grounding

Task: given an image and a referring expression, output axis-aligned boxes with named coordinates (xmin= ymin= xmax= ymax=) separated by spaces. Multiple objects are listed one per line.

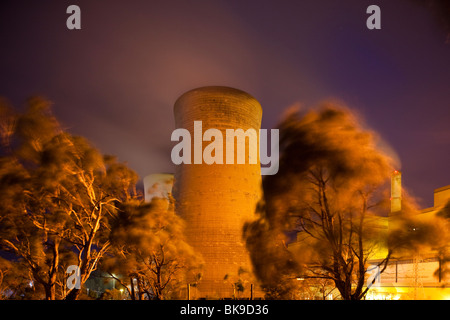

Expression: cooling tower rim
xmin=174 ymin=86 xmax=262 ymax=115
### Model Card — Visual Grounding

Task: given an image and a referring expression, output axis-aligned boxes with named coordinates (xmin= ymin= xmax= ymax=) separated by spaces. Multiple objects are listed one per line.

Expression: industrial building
xmin=145 ymin=86 xmax=450 ymax=300
xmin=287 ymin=170 xmax=450 ymax=300
xmin=366 ymin=172 xmax=450 ymax=300
xmin=170 ymin=86 xmax=263 ymax=299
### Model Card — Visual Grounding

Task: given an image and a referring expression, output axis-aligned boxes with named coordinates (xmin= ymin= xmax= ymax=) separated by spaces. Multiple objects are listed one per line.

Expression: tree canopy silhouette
xmin=245 ymin=102 xmax=448 ymax=300
xmin=0 ymin=97 xmax=138 ymax=299
xmin=103 ymin=197 xmax=203 ymax=300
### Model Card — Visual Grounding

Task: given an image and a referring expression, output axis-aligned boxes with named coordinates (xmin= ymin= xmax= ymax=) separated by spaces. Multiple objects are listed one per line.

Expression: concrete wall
xmin=434 ymin=185 xmax=450 ymax=208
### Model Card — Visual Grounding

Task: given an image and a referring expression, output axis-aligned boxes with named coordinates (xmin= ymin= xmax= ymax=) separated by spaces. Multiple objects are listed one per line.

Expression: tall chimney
xmin=172 ymin=86 xmax=262 ymax=298
xmin=391 ymin=170 xmax=402 ymax=213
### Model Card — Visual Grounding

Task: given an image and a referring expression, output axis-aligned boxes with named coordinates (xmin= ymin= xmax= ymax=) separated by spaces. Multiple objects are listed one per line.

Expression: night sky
xmin=1 ymin=0 xmax=449 ymax=208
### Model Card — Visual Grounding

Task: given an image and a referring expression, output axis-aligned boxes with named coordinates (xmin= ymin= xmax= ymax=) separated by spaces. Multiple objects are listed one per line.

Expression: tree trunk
xmin=130 ymin=276 xmax=136 ymax=300
xmin=44 ymin=284 xmax=56 ymax=300
xmin=65 ymin=288 xmax=81 ymax=300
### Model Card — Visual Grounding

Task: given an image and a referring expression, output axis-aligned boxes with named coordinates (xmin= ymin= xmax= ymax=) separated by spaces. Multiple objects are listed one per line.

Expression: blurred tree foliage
xmin=0 ymin=96 xmax=201 ymax=300
xmin=103 ymin=197 xmax=203 ymax=300
xmin=245 ymin=102 xmax=448 ymax=300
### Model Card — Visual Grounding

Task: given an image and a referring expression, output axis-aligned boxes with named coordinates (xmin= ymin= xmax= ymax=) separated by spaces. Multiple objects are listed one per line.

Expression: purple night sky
xmin=1 ymin=0 xmax=449 ymax=208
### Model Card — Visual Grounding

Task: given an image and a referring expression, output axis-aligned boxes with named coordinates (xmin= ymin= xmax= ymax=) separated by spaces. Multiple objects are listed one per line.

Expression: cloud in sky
xmin=0 ymin=0 xmax=449 ymax=207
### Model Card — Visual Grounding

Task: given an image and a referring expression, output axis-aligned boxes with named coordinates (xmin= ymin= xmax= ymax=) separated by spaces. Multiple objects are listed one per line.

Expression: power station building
xmin=143 ymin=86 xmax=450 ymax=300
xmin=366 ymin=172 xmax=450 ymax=300
xmin=171 ymin=86 xmax=263 ymax=299
xmin=287 ymin=170 xmax=450 ymax=300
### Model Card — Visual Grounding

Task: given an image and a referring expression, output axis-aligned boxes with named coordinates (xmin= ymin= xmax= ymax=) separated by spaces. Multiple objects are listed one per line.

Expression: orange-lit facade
xmin=287 ymin=170 xmax=450 ymax=299
xmin=171 ymin=86 xmax=263 ymax=299
xmin=367 ymin=180 xmax=450 ymax=300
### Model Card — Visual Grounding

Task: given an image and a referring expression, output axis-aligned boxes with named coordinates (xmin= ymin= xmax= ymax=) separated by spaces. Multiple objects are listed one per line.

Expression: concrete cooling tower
xmin=172 ymin=86 xmax=262 ymax=299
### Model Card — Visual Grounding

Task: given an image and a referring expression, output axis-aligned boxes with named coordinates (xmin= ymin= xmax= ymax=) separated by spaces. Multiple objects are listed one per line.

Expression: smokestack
xmin=391 ymin=170 xmax=402 ymax=213
xmin=172 ymin=86 xmax=262 ymax=298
